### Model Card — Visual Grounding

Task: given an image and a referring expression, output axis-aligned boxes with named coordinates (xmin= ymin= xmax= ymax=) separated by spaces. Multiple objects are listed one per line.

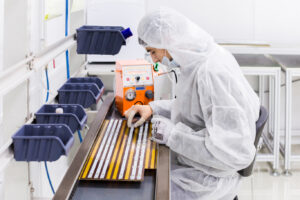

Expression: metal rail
xmin=156 ymin=145 xmax=170 ymax=200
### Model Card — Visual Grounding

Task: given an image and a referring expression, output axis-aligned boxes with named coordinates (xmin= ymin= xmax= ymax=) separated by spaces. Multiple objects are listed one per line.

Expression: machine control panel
xmin=115 ymin=60 xmax=155 ymax=116
xmin=122 ymin=65 xmax=153 ymax=87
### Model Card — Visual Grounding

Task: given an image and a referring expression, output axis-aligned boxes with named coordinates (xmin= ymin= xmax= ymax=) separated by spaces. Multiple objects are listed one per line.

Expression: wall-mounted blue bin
xmin=76 ymin=26 xmax=132 ymax=55
xmin=66 ymin=77 xmax=104 ymax=92
xmin=12 ymin=124 xmax=74 ymax=162
xmin=58 ymin=83 xmax=102 ymax=108
xmin=35 ymin=104 xmax=87 ymax=133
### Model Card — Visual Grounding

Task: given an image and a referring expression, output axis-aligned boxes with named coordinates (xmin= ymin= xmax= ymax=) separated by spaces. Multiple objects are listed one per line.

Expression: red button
xmin=146 ymin=77 xmax=149 ymax=80
xmin=126 ymin=78 xmax=130 ymax=81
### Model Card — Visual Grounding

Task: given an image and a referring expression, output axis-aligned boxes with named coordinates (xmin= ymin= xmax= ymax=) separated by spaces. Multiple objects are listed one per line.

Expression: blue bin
xmin=12 ymin=124 xmax=74 ymax=162
xmin=58 ymin=83 xmax=103 ymax=108
xmin=35 ymin=104 xmax=87 ymax=133
xmin=66 ymin=77 xmax=104 ymax=92
xmin=76 ymin=26 xmax=131 ymax=55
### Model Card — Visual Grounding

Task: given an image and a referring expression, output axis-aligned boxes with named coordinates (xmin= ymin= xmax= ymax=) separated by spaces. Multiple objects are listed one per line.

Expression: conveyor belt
xmin=80 ymin=119 xmax=157 ymax=181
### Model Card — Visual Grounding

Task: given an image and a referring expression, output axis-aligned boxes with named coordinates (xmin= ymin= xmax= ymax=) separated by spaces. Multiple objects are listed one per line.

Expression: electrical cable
xmin=157 ymin=70 xmax=178 ymax=83
xmin=170 ymin=69 xmax=178 ymax=83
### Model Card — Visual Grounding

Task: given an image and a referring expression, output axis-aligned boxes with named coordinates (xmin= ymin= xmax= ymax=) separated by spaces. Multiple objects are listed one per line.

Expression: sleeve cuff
xmin=149 ymin=101 xmax=159 ymax=115
xmin=166 ymin=123 xmax=180 ymax=147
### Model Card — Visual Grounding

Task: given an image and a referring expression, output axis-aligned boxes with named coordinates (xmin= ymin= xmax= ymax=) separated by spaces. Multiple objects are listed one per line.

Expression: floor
xmin=237 ymin=162 xmax=300 ymax=200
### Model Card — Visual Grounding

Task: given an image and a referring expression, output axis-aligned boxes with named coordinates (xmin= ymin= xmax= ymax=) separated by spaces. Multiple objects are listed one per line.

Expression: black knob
xmin=145 ymin=90 xmax=153 ymax=99
xmin=136 ymin=76 xmax=140 ymax=81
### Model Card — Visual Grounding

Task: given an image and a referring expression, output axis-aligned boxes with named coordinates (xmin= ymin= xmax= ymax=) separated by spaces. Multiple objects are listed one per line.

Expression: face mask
xmin=161 ymin=56 xmax=180 ymax=68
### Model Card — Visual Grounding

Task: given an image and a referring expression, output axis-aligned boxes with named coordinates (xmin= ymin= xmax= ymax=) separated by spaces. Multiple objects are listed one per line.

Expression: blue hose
xmin=44 ymin=68 xmax=55 ymax=194
xmin=65 ymin=0 xmax=68 ymax=37
xmin=45 ymin=68 xmax=49 ymax=102
xmin=65 ymin=0 xmax=70 ymax=79
xmin=44 ymin=161 xmax=55 ymax=195
xmin=77 ymin=130 xmax=83 ymax=143
xmin=65 ymin=50 xmax=70 ymax=79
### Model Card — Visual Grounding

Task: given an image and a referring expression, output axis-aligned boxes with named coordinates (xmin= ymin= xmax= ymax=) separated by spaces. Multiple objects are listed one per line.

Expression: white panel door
xmin=3 ymin=0 xmax=29 ymax=69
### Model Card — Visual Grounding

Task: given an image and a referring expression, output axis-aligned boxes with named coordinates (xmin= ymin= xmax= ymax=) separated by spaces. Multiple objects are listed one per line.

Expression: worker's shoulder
xmin=196 ymin=47 xmax=237 ymax=78
xmin=196 ymin=58 xmax=239 ymax=90
xmin=197 ymin=58 xmax=229 ymax=78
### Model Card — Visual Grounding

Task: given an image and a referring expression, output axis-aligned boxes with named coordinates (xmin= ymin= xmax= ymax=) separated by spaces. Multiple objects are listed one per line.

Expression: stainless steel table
xmin=234 ymin=54 xmax=281 ymax=176
xmin=269 ymin=54 xmax=300 ymax=176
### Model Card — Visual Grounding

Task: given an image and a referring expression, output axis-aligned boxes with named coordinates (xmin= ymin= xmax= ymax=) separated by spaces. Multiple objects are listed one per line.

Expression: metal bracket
xmin=26 ymin=52 xmax=34 ymax=70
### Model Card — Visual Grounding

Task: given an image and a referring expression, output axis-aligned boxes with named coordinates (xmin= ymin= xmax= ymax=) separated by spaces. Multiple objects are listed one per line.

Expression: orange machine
xmin=115 ymin=60 xmax=155 ymax=116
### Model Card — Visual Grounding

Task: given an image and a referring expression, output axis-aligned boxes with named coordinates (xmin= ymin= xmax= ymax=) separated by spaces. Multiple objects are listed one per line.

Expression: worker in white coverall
xmin=125 ymin=8 xmax=260 ymax=200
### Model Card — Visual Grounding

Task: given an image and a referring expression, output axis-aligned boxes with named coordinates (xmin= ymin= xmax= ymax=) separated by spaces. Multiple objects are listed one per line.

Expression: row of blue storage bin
xmin=13 ymin=124 xmax=74 ymax=161
xmin=12 ymin=77 xmax=105 ymax=162
xmin=58 ymin=77 xmax=104 ymax=108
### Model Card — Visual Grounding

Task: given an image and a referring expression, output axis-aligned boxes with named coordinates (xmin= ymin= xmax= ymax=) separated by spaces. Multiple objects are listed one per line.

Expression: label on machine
xmin=122 ymin=65 xmax=153 ymax=87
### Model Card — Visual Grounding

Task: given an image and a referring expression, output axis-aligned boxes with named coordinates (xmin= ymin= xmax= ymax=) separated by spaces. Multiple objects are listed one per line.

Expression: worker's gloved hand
xmin=151 ymin=115 xmax=174 ymax=144
xmin=125 ymin=105 xmax=153 ymax=128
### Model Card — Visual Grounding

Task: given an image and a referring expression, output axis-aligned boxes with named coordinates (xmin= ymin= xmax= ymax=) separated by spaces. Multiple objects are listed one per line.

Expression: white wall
xmin=1 ymin=0 xmax=29 ymax=199
xmin=0 ymin=0 xmax=3 ymax=73
xmin=147 ymin=0 xmax=255 ymax=42
xmin=0 ymin=0 xmax=4 ymax=123
xmin=146 ymin=0 xmax=300 ymax=46
xmin=3 ymin=0 xmax=29 ymax=69
xmin=254 ymin=0 xmax=300 ymax=46
xmin=0 ymin=0 xmax=4 ymax=199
